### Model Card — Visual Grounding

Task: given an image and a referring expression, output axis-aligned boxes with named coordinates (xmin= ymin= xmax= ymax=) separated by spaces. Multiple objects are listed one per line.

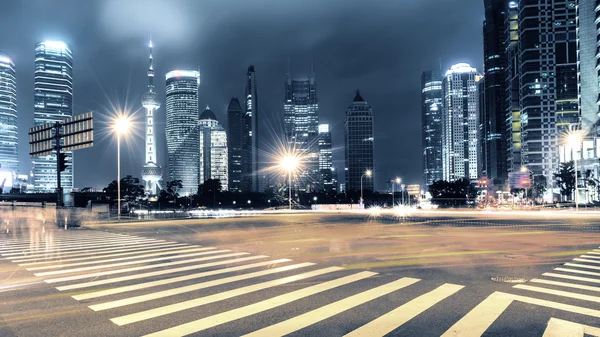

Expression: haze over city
xmin=2 ymin=0 xmax=483 ymax=190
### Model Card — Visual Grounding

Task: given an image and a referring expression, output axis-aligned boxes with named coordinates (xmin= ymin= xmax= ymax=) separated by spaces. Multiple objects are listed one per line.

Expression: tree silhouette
xmin=103 ymin=175 xmax=145 ymax=203
xmin=533 ymin=175 xmax=547 ymax=199
xmin=554 ymin=161 xmax=575 ymax=200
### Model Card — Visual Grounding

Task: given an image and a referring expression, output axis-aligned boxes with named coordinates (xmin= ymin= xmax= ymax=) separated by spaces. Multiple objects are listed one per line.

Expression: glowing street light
xmin=113 ymin=116 xmax=130 ymax=219
xmin=361 ymin=169 xmax=373 ymax=207
xmin=280 ymin=155 xmax=299 ymax=210
xmin=567 ymin=131 xmax=583 ymax=211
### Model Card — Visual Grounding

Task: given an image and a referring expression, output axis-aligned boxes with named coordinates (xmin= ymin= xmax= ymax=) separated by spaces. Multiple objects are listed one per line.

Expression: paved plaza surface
xmin=2 ymin=211 xmax=600 ymax=336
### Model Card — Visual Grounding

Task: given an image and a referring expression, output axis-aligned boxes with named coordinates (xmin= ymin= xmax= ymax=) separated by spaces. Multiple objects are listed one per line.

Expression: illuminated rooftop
xmin=39 ymin=40 xmax=70 ymax=51
xmin=165 ymin=69 xmax=200 ymax=81
xmin=0 ymin=52 xmax=12 ymax=66
xmin=445 ymin=63 xmax=477 ymax=76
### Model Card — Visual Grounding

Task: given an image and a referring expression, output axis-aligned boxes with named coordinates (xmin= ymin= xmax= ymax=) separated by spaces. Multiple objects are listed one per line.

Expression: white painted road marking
xmin=243 ymin=277 xmax=422 ymax=337
xmin=141 ymin=271 xmax=376 ymax=337
xmin=542 ymin=317 xmax=600 ymax=337
xmin=44 ymin=251 xmax=245 ymax=283
xmin=72 ymin=258 xmax=292 ymax=300
xmin=110 ymin=266 xmax=345 ymax=324
xmin=343 ymin=283 xmax=464 ymax=337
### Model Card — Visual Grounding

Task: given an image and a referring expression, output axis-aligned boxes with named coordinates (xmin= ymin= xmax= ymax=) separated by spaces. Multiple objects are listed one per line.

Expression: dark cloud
xmin=1 ymin=0 xmax=483 ymax=190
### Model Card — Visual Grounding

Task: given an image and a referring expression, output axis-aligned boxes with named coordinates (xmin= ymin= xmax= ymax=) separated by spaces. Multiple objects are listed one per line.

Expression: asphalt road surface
xmin=2 ymin=211 xmax=600 ymax=336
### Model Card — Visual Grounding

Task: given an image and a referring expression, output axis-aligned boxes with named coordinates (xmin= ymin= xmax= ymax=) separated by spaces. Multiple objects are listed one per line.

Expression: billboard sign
xmin=28 ymin=124 xmax=54 ymax=157
xmin=509 ymin=172 xmax=531 ymax=189
xmin=62 ymin=112 xmax=94 ymax=151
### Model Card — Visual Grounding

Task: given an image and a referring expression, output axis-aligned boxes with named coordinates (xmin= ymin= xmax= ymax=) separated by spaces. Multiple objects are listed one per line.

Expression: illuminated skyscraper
xmin=199 ymin=106 xmax=228 ymax=190
xmin=441 ymin=63 xmax=481 ymax=181
xmin=318 ymin=124 xmax=334 ymax=193
xmin=0 ymin=52 xmax=17 ymax=173
xmin=481 ymin=0 xmax=508 ymax=181
xmin=227 ymin=98 xmax=243 ymax=192
xmin=165 ymin=69 xmax=200 ymax=195
xmin=284 ymin=60 xmax=320 ymax=191
xmin=421 ymin=69 xmax=443 ymax=190
xmin=243 ymin=66 xmax=259 ymax=192
xmin=345 ymin=90 xmax=374 ymax=192
xmin=505 ymin=1 xmax=521 ymax=174
xmin=577 ymin=0 xmax=599 ymax=132
xmin=141 ymin=40 xmax=162 ymax=195
xmin=512 ymin=0 xmax=578 ymax=186
xmin=32 ymin=41 xmax=73 ymax=192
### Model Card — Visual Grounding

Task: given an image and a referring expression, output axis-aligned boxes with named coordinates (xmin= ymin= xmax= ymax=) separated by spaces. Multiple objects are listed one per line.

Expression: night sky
xmin=1 ymin=0 xmax=484 ymax=190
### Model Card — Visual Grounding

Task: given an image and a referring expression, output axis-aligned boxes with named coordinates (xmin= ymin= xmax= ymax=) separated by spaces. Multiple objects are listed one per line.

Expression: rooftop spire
xmin=147 ymin=39 xmax=154 ymax=90
xmin=353 ymin=89 xmax=365 ymax=102
xmin=286 ymin=57 xmax=291 ymax=84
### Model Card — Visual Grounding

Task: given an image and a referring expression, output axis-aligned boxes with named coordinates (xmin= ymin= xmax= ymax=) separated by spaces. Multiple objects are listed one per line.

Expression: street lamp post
xmin=521 ymin=166 xmax=534 ymax=205
xmin=391 ymin=177 xmax=401 ymax=206
xmin=568 ymin=132 xmax=583 ymax=211
xmin=401 ymin=184 xmax=406 ymax=205
xmin=281 ymin=155 xmax=299 ymax=210
xmin=360 ymin=169 xmax=372 ymax=207
xmin=114 ymin=117 xmax=130 ymax=220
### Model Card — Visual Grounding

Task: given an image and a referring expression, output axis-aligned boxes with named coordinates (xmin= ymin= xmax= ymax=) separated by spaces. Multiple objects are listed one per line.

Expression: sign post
xmin=29 ymin=112 xmax=94 ymax=209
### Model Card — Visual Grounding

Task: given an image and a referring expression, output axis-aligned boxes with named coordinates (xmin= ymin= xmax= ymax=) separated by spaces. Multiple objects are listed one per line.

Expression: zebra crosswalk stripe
xmin=543 ymin=272 xmax=600 ymax=284
xmin=55 ymin=255 xmax=268 ymax=291
xmin=554 ymin=268 xmax=600 ymax=277
xmin=92 ymin=262 xmax=317 ymax=311
xmin=543 ymin=318 xmax=600 ymax=337
xmin=513 ymin=284 xmax=600 ymax=304
xmin=343 ymin=283 xmax=464 ymax=337
xmin=109 ymin=266 xmax=345 ymax=324
xmin=442 ymin=291 xmax=600 ymax=337
xmin=0 ymin=236 xmax=153 ymax=252
xmin=530 ymin=278 xmax=600 ymax=293
xmin=72 ymin=258 xmax=292 ymax=300
xmin=17 ymin=243 xmax=190 ymax=266
xmin=141 ymin=271 xmax=376 ymax=337
xmin=243 ymin=277 xmax=422 ymax=337
xmin=565 ymin=263 xmax=600 ymax=271
xmin=9 ymin=241 xmax=177 ymax=262
xmin=1 ymin=238 xmax=161 ymax=256
xmin=0 ymin=233 xmax=137 ymax=246
xmin=28 ymin=246 xmax=214 ymax=272
xmin=44 ymin=251 xmax=245 ymax=283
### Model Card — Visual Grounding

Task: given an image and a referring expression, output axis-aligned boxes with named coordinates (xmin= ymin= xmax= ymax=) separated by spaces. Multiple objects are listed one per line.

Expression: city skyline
xmin=1 ymin=0 xmax=484 ymax=191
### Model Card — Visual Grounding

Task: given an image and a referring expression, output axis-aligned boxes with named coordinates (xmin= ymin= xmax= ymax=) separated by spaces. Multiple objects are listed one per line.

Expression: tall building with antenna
xmin=284 ymin=59 xmax=320 ymax=191
xmin=141 ymin=40 xmax=162 ymax=195
xmin=243 ymin=66 xmax=259 ymax=192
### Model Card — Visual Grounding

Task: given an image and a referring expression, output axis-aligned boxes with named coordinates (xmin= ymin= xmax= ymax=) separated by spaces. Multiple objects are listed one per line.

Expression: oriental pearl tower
xmin=141 ymin=40 xmax=162 ymax=196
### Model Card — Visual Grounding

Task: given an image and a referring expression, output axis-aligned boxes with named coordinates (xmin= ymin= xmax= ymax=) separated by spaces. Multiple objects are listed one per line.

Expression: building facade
xmin=284 ymin=62 xmax=320 ymax=191
xmin=442 ymin=63 xmax=481 ymax=181
xmin=481 ymin=0 xmax=508 ymax=181
xmin=505 ymin=1 xmax=521 ymax=174
xmin=199 ymin=107 xmax=228 ymax=190
xmin=511 ymin=0 xmax=579 ymax=190
xmin=32 ymin=41 xmax=74 ymax=193
xmin=345 ymin=90 xmax=374 ymax=192
xmin=0 ymin=52 xmax=17 ymax=173
xmin=243 ymin=66 xmax=259 ymax=192
xmin=227 ymin=97 xmax=243 ymax=192
xmin=318 ymin=124 xmax=334 ymax=193
xmin=140 ymin=40 xmax=162 ymax=195
xmin=165 ymin=70 xmax=200 ymax=195
xmin=578 ymin=0 xmax=599 ymax=132
xmin=421 ymin=70 xmax=443 ymax=190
